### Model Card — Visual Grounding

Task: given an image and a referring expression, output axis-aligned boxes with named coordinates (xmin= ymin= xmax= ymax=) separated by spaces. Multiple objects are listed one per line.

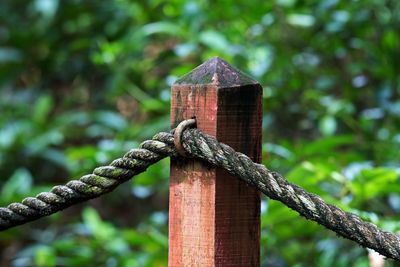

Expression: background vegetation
xmin=1 ymin=0 xmax=400 ymax=266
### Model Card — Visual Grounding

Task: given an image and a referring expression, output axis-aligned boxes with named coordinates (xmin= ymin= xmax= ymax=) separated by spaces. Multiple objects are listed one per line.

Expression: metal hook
xmin=174 ymin=118 xmax=196 ymax=157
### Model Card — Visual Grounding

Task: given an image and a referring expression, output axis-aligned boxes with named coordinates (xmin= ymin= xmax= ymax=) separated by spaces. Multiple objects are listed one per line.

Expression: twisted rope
xmin=1 ymin=126 xmax=399 ymax=261
xmin=178 ymin=128 xmax=400 ymax=261
xmin=0 ymin=132 xmax=175 ymax=231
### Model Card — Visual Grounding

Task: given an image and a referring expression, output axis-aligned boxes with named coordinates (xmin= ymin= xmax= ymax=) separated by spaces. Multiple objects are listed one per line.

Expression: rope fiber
xmin=1 ymin=124 xmax=399 ymax=261
xmin=0 ymin=132 xmax=176 ymax=231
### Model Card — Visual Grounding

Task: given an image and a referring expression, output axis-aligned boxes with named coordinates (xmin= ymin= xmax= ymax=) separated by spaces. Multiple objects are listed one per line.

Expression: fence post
xmin=169 ymin=57 xmax=262 ymax=266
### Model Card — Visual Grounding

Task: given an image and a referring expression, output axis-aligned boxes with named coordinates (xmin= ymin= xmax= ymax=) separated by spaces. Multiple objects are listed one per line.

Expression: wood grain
xmin=169 ymin=57 xmax=262 ymax=266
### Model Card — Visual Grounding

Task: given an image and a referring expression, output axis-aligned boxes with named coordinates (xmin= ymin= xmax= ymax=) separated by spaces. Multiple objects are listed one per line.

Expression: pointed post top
xmin=169 ymin=56 xmax=262 ymax=265
xmin=174 ymin=57 xmax=259 ymax=88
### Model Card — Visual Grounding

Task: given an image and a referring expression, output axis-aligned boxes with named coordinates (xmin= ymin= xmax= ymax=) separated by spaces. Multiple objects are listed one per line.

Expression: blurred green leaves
xmin=34 ymin=246 xmax=56 ymax=267
xmin=0 ymin=168 xmax=32 ymax=204
xmin=1 ymin=0 xmax=400 ymax=266
xmin=351 ymin=168 xmax=400 ymax=204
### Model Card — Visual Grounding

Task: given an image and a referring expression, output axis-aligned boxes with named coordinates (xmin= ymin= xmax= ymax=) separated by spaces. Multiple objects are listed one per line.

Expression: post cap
xmin=174 ymin=57 xmax=259 ymax=88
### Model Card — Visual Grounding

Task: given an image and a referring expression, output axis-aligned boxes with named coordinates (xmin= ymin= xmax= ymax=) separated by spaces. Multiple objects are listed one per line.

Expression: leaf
xmin=25 ymin=130 xmax=64 ymax=156
xmin=301 ymin=135 xmax=354 ymax=156
xmin=34 ymin=246 xmax=56 ymax=267
xmin=350 ymin=168 xmax=400 ymax=202
xmin=33 ymin=95 xmax=54 ymax=125
xmin=141 ymin=22 xmax=183 ymax=36
xmin=383 ymin=30 xmax=398 ymax=49
xmin=247 ymin=46 xmax=273 ymax=77
xmin=0 ymin=47 xmax=22 ymax=63
xmin=82 ymin=207 xmax=116 ymax=241
xmin=0 ymin=123 xmax=18 ymax=149
xmin=93 ymin=111 xmax=128 ymax=131
xmin=1 ymin=168 xmax=32 ymax=203
xmin=199 ymin=30 xmax=230 ymax=51
xmin=34 ymin=0 xmax=59 ymax=18
xmin=287 ymin=14 xmax=315 ymax=27
xmin=319 ymin=115 xmax=337 ymax=136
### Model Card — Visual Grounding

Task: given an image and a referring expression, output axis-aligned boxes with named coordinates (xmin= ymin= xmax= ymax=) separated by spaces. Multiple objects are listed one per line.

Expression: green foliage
xmin=1 ymin=0 xmax=400 ymax=266
xmin=11 ymin=207 xmax=167 ymax=267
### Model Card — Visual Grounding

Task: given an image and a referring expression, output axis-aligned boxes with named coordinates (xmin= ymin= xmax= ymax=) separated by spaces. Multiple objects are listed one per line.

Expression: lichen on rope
xmin=178 ymin=128 xmax=400 ymax=262
xmin=0 ymin=132 xmax=175 ymax=231
xmin=1 ymin=124 xmax=400 ymax=262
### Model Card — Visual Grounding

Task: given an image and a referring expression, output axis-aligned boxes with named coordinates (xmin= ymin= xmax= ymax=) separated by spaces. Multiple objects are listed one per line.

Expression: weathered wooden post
xmin=169 ymin=57 xmax=262 ymax=266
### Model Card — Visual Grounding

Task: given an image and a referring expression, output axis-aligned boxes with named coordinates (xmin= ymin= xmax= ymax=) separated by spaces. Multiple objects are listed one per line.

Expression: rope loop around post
xmin=1 ymin=126 xmax=400 ymax=262
xmin=173 ymin=118 xmax=197 ymax=157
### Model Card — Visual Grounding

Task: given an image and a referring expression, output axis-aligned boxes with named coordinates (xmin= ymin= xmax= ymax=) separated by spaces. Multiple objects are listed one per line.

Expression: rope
xmin=0 ymin=132 xmax=176 ymax=231
xmin=177 ymin=128 xmax=400 ymax=262
xmin=1 ymin=124 xmax=399 ymax=261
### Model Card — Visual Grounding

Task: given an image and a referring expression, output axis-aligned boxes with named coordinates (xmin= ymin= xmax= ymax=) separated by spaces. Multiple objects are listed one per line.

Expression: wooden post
xmin=169 ymin=57 xmax=262 ymax=266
